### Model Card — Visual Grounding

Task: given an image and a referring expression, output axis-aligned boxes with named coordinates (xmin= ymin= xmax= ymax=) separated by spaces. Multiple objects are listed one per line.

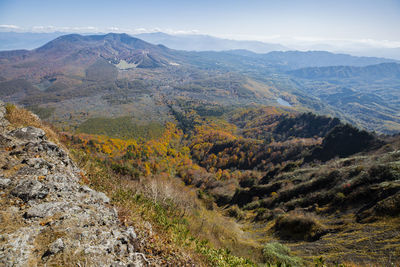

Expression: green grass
xmin=77 ymin=116 xmax=164 ymax=140
xmin=262 ymin=242 xmax=303 ymax=266
xmin=27 ymin=105 xmax=56 ymax=119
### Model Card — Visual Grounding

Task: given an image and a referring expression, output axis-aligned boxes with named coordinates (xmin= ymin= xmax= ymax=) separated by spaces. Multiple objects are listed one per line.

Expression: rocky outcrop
xmin=0 ymin=102 xmax=148 ymax=266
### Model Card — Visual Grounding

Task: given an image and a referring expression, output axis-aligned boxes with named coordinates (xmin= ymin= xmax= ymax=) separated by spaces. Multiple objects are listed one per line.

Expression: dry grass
xmin=5 ymin=103 xmax=60 ymax=145
xmin=285 ymin=214 xmax=400 ymax=266
xmin=69 ymin=148 xmax=257 ymax=265
xmin=69 ymin=148 xmax=205 ymax=265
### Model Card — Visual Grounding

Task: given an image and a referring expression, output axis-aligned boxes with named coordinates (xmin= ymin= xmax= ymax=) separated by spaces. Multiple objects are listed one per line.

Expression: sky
xmin=0 ymin=0 xmax=399 ymax=49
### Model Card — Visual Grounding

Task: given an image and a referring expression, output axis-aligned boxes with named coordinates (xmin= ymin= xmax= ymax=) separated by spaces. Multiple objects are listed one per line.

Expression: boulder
xmin=11 ymin=179 xmax=49 ymax=202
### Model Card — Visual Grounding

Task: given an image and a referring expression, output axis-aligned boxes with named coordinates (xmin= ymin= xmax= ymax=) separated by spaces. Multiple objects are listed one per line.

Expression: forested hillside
xmin=61 ymin=101 xmax=400 ymax=266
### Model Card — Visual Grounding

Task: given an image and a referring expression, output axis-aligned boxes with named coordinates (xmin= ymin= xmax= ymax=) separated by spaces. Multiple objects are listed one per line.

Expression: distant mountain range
xmin=289 ymin=62 xmax=400 ymax=80
xmin=0 ymin=32 xmax=396 ymax=90
xmin=134 ymin=32 xmax=288 ymax=53
xmin=1 ymin=31 xmax=399 ymax=60
xmin=1 ymin=32 xmax=395 ymax=82
xmin=0 ymin=31 xmax=288 ymax=53
xmin=225 ymin=50 xmax=397 ymax=69
xmin=0 ymin=33 xmax=399 ymax=133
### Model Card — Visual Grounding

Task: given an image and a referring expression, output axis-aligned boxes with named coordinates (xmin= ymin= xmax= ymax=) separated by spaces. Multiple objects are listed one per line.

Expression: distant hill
xmin=135 ymin=32 xmax=288 ymax=53
xmin=286 ymin=62 xmax=400 ymax=133
xmin=288 ymin=62 xmax=400 ymax=80
xmin=341 ymin=47 xmax=400 ymax=61
xmin=229 ymin=50 xmax=398 ymax=69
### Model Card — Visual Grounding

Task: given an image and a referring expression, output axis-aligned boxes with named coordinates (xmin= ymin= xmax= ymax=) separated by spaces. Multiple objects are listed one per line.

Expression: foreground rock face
xmin=0 ymin=103 xmax=147 ymax=266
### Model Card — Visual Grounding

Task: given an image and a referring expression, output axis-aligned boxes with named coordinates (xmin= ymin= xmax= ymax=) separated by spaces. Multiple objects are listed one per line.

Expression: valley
xmin=0 ymin=33 xmax=399 ymax=134
xmin=0 ymin=33 xmax=400 ymax=266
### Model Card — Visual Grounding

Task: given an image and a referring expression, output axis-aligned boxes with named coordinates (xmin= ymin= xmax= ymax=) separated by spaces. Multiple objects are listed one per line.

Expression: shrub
xmin=227 ymin=205 xmax=244 ymax=220
xmin=334 ymin=192 xmax=346 ymax=204
xmin=254 ymin=208 xmax=273 ymax=222
xmin=262 ymin=242 xmax=302 ymax=266
xmin=368 ymin=164 xmax=400 ymax=183
xmin=195 ymin=240 xmax=254 ymax=267
xmin=273 ymin=212 xmax=327 ymax=241
xmin=374 ymin=193 xmax=400 ymax=217
xmin=239 ymin=175 xmax=256 ymax=188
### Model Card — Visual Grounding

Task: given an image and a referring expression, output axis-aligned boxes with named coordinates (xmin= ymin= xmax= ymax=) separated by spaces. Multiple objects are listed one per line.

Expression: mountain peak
xmin=103 ymin=32 xmax=137 ymax=41
xmin=34 ymin=33 xmax=163 ymax=54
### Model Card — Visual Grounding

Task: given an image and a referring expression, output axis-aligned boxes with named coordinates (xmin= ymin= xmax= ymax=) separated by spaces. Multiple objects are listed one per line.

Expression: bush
xmin=227 ymin=205 xmax=244 ymax=220
xmin=368 ymin=164 xmax=400 ymax=183
xmin=334 ymin=192 xmax=346 ymax=204
xmin=273 ymin=212 xmax=327 ymax=241
xmin=239 ymin=175 xmax=256 ymax=188
xmin=254 ymin=208 xmax=273 ymax=222
xmin=263 ymin=242 xmax=302 ymax=266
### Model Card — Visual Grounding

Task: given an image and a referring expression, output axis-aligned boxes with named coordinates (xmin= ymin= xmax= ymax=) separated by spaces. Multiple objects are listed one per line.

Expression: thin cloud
xmin=165 ymin=29 xmax=200 ymax=35
xmin=30 ymin=25 xmax=99 ymax=33
xmin=0 ymin=24 xmax=22 ymax=31
xmin=217 ymin=33 xmax=400 ymax=49
xmin=0 ymin=24 xmax=201 ymax=35
xmin=2 ymin=25 xmax=398 ymax=50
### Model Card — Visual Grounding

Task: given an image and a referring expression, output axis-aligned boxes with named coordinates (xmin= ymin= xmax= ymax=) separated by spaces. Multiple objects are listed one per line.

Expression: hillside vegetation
xmin=3 ymin=98 xmax=399 ymax=266
xmin=1 ymin=33 xmax=400 ymax=266
xmin=59 ymin=100 xmax=400 ymax=266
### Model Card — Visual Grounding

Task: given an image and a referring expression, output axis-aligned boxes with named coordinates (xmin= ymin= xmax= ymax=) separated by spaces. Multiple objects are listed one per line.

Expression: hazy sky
xmin=1 ymin=0 xmax=399 ymax=48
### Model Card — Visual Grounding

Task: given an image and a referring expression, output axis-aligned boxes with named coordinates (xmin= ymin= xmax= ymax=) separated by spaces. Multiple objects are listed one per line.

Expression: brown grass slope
xmin=238 ymin=137 xmax=400 ymax=265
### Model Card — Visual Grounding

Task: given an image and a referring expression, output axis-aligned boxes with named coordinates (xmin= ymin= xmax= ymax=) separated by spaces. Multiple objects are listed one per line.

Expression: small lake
xmin=277 ymin=97 xmax=292 ymax=107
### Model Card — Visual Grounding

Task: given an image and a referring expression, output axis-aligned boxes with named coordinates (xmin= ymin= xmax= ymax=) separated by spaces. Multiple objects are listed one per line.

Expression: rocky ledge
xmin=0 ymin=103 xmax=148 ymax=266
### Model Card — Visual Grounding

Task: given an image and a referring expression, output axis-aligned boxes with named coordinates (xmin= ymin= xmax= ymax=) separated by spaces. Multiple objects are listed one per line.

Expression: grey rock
xmin=16 ymin=166 xmax=49 ymax=177
xmin=9 ymin=127 xmax=45 ymax=142
xmin=22 ymin=158 xmax=55 ymax=170
xmin=0 ymin=134 xmax=12 ymax=148
xmin=0 ymin=227 xmax=39 ymax=266
xmin=90 ymin=191 xmax=110 ymax=204
xmin=11 ymin=179 xmax=49 ymax=202
xmin=24 ymin=202 xmax=69 ymax=218
xmin=126 ymin=227 xmax=137 ymax=240
xmin=0 ymin=178 xmax=11 ymax=189
xmin=0 ymin=101 xmax=10 ymax=130
xmin=0 ymin=120 xmax=148 ymax=266
xmin=79 ymin=185 xmax=93 ymax=193
xmin=49 ymin=238 xmax=64 ymax=254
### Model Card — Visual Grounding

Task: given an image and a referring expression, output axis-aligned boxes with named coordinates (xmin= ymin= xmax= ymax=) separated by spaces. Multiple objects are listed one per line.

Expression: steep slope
xmin=61 ymin=101 xmax=400 ymax=265
xmin=169 ymin=104 xmax=400 ymax=265
xmin=0 ymin=102 xmax=151 ymax=266
xmin=232 ymin=141 xmax=400 ymax=265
